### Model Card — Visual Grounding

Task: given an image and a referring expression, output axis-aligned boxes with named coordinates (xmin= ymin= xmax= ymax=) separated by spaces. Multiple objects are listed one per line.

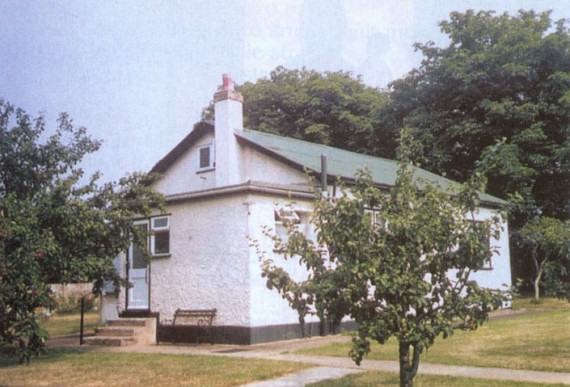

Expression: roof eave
xmin=150 ymin=121 xmax=214 ymax=174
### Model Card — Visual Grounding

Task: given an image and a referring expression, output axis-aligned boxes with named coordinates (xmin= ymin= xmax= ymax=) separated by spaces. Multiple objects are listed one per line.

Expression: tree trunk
xmin=399 ymin=342 xmax=420 ymax=387
xmin=332 ymin=315 xmax=342 ymax=334
xmin=534 ymin=270 xmax=542 ymax=301
xmin=533 ymin=255 xmax=546 ymax=301
xmin=319 ymin=319 xmax=326 ymax=336
xmin=298 ymin=314 xmax=306 ymax=338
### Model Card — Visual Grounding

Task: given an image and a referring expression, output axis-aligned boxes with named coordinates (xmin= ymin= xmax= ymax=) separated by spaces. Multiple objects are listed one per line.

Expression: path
xmin=50 ymin=334 xmax=570 ymax=386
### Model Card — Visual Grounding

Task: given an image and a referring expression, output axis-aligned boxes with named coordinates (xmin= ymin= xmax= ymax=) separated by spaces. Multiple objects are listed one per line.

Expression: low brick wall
xmin=49 ymin=283 xmax=93 ymax=297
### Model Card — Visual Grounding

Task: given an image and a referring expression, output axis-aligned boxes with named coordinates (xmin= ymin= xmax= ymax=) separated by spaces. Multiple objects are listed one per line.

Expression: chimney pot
xmin=215 ymin=74 xmax=242 ymax=103
xmin=222 ymin=74 xmax=235 ymax=91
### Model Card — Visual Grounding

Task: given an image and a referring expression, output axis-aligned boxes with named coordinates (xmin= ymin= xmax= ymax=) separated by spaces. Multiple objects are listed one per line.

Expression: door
xmin=127 ymin=222 xmax=150 ymax=310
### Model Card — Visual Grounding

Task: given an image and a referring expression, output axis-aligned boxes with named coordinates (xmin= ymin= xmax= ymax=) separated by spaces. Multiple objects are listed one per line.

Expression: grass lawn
xmin=308 ymin=371 xmax=570 ymax=387
xmin=39 ymin=311 xmax=101 ymax=337
xmin=1 ymin=311 xmax=310 ymax=386
xmin=0 ymin=349 xmax=310 ymax=386
xmin=298 ymin=298 xmax=570 ymax=373
xmin=1 ymin=300 xmax=566 ymax=386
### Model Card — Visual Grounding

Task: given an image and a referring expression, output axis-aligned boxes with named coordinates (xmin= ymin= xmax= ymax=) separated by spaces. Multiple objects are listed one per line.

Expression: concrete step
xmin=83 ymin=336 xmax=137 ymax=346
xmin=88 ymin=317 xmax=156 ymax=346
xmin=95 ymin=327 xmax=135 ymax=337
xmin=85 ymin=318 xmax=156 ymax=346
xmin=107 ymin=319 xmax=148 ymax=327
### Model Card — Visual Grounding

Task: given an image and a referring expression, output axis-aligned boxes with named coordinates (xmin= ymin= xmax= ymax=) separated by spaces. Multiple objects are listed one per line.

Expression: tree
xmin=0 ymin=101 xmax=163 ymax=362
xmin=256 ymin=220 xmax=352 ymax=337
xmin=203 ymin=68 xmax=395 ymax=157
xmin=387 ymin=10 xmax=570 ymax=283
xmin=518 ymin=217 xmax=570 ymax=300
xmin=236 ymin=66 xmax=394 ymax=157
xmin=256 ymin=143 xmax=505 ymax=387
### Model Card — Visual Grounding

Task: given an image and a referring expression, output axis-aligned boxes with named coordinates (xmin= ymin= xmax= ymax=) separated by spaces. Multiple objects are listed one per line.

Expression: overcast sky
xmin=1 ymin=0 xmax=568 ymax=183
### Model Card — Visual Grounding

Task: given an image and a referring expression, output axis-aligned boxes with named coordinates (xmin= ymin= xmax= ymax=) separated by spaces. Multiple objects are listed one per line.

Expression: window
xmin=197 ymin=144 xmax=215 ymax=171
xmin=481 ymin=252 xmax=493 ymax=270
xmin=471 ymin=221 xmax=493 ymax=270
xmin=150 ymin=216 xmax=170 ymax=256
xmin=274 ymin=208 xmax=306 ymax=243
xmin=132 ymin=222 xmax=149 ymax=268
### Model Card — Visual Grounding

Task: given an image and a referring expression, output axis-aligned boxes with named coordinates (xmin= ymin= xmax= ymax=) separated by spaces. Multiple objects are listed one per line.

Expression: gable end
xmin=150 ymin=121 xmax=214 ymax=175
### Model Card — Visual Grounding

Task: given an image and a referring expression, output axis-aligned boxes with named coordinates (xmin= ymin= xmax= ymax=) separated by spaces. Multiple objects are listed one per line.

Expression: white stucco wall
xmin=152 ymin=132 xmax=217 ymax=196
xmin=242 ymin=145 xmax=310 ymax=187
xmin=247 ymin=194 xmax=320 ymax=327
xmin=101 ymin=251 xmax=126 ymax=322
xmin=101 ymin=118 xmax=512 ymax=327
xmin=459 ymin=207 xmax=512 ymax=290
xmin=101 ymin=294 xmax=119 ymax=322
xmin=215 ymin=98 xmax=243 ymax=187
xmin=152 ymin=130 xmax=310 ymax=198
xmin=101 ymin=192 xmax=512 ymax=327
xmin=246 ymin=195 xmax=513 ymax=327
xmin=150 ymin=194 xmax=251 ymax=325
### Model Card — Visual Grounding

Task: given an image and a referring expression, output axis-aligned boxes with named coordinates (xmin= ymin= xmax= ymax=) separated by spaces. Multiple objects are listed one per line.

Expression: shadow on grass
xmin=0 ymin=337 xmax=102 ymax=368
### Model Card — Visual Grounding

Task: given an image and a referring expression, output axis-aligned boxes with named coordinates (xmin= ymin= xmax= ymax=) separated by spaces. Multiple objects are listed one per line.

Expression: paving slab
xmin=272 ymin=354 xmax=570 ymax=385
xmin=243 ymin=367 xmax=361 ymax=387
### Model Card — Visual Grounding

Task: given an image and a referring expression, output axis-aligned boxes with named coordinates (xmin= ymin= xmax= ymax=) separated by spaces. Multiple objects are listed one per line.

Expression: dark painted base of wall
xmin=120 ymin=310 xmax=159 ymax=319
xmin=157 ymin=320 xmax=358 ymax=345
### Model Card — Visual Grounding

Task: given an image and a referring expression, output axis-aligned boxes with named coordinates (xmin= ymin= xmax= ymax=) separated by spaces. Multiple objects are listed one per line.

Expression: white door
xmin=127 ymin=222 xmax=150 ymax=310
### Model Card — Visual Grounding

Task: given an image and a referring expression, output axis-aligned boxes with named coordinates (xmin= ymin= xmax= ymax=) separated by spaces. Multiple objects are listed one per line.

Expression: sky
xmin=1 ymin=0 xmax=569 ymax=183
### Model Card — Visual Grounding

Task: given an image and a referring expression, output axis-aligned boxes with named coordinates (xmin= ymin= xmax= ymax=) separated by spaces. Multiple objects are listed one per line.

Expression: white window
xmin=150 ymin=216 xmax=170 ymax=256
xmin=470 ymin=220 xmax=493 ymax=270
xmin=197 ymin=144 xmax=215 ymax=171
xmin=274 ymin=208 xmax=306 ymax=243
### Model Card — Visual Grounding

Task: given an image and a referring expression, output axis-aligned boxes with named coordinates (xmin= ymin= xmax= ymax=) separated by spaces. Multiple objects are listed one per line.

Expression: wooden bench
xmin=172 ymin=308 xmax=217 ymax=344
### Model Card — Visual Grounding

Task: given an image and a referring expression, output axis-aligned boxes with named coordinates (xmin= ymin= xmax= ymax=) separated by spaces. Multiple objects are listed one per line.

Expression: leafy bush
xmin=541 ymin=261 xmax=570 ymax=299
xmin=54 ymin=293 xmax=97 ymax=315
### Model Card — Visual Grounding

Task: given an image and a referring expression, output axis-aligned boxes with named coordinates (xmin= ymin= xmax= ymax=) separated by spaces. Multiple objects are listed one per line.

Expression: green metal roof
xmin=237 ymin=128 xmax=506 ymax=206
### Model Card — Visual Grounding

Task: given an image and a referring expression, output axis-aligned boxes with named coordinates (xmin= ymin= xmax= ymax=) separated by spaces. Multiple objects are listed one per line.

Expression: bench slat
xmin=172 ymin=308 xmax=217 ymax=344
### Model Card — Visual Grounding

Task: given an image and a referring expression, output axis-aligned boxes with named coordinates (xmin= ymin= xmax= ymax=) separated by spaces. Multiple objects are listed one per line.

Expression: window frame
xmin=150 ymin=216 xmax=171 ymax=257
xmin=273 ymin=207 xmax=309 ymax=249
xmin=131 ymin=220 xmax=150 ymax=268
xmin=480 ymin=252 xmax=493 ymax=270
xmin=471 ymin=220 xmax=493 ymax=271
xmin=197 ymin=144 xmax=215 ymax=172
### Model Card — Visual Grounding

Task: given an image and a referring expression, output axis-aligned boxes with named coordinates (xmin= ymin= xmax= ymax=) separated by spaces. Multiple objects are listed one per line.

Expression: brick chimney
xmin=213 ymin=74 xmax=243 ymax=187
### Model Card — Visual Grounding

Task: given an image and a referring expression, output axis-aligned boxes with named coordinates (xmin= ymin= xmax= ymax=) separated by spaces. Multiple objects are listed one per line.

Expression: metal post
xmin=320 ymin=155 xmax=328 ymax=193
xmin=79 ymin=296 xmax=85 ymax=345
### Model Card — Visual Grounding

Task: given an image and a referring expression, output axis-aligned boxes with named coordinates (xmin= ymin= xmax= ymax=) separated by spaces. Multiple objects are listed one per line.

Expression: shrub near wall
xmin=49 ymin=284 xmax=97 ymax=314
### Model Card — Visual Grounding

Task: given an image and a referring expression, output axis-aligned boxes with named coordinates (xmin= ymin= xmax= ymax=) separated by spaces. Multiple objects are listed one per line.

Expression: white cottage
xmin=101 ymin=75 xmax=512 ymax=344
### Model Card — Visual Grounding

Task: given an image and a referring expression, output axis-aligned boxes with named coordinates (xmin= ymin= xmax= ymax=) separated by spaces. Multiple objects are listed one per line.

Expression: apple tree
xmin=0 ymin=101 xmax=163 ymax=362
xmin=257 ymin=151 xmax=506 ymax=387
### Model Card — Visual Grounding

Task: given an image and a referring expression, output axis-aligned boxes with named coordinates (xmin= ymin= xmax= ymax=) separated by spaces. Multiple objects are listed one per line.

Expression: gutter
xmin=164 ymin=180 xmax=315 ymax=204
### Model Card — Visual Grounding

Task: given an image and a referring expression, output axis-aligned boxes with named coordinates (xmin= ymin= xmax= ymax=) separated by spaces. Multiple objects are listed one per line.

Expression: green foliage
xmin=518 ymin=217 xmax=570 ymax=300
xmin=541 ymin=261 xmax=569 ymax=299
xmin=255 ymin=149 xmax=506 ymax=387
xmin=390 ymin=9 xmax=570 ymax=220
xmin=238 ymin=66 xmax=394 ymax=158
xmin=0 ymin=100 xmax=163 ymax=362
xmin=53 ymin=293 xmax=97 ymax=315
xmin=386 ymin=9 xmax=570 ymax=290
xmin=253 ymin=203 xmax=352 ymax=336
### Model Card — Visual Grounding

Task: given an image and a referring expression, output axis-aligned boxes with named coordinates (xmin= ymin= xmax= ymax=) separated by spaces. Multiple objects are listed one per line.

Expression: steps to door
xmin=84 ymin=317 xmax=156 ymax=346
